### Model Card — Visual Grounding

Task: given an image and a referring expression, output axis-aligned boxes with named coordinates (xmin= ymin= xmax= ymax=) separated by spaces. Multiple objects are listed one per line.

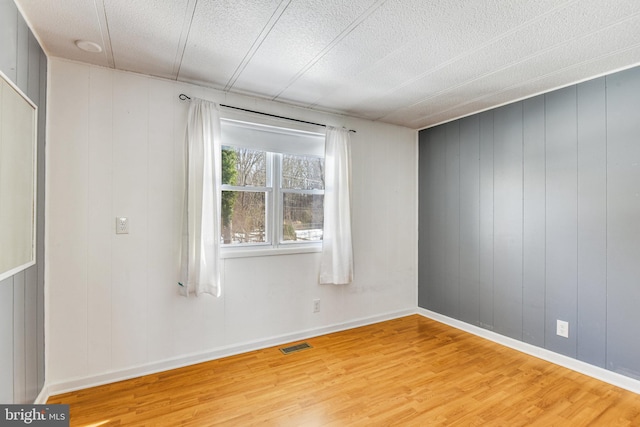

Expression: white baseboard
xmin=34 ymin=385 xmax=50 ymax=404
xmin=417 ymin=308 xmax=640 ymax=395
xmin=42 ymin=307 xmax=637 ymax=402
xmin=43 ymin=308 xmax=415 ymax=399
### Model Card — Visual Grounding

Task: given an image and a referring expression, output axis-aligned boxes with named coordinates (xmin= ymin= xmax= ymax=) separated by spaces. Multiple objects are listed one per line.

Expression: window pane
xmin=222 ymin=146 xmax=267 ymax=186
xmin=221 ymin=190 xmax=267 ymax=244
xmin=282 ymin=193 xmax=324 ymax=242
xmin=282 ymin=154 xmax=324 ymax=190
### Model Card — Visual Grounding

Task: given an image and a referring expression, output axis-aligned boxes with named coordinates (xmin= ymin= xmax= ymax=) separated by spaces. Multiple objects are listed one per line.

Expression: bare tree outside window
xmin=221 ymin=146 xmax=267 ymax=244
xmin=221 ymin=147 xmax=324 ymax=246
xmin=281 ymin=154 xmax=324 ymax=242
xmin=221 ymin=147 xmax=237 ymax=243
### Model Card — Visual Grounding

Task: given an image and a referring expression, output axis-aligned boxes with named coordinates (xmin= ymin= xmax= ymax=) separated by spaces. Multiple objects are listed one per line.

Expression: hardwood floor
xmin=48 ymin=315 xmax=640 ymax=426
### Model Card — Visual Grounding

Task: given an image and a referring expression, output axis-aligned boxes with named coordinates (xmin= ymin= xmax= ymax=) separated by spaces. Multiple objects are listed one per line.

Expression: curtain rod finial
xmin=179 ymin=93 xmax=191 ymax=101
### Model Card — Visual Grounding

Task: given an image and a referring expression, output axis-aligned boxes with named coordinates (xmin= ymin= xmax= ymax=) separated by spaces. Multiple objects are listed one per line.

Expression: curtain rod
xmin=178 ymin=94 xmax=355 ymax=133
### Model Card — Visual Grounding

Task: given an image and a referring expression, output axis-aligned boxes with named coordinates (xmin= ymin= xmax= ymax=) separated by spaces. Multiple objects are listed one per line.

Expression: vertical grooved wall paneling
xmin=576 ymin=77 xmax=607 ymax=368
xmin=48 ymin=59 xmax=90 ymax=381
xmin=46 ymin=58 xmax=417 ymax=386
xmin=87 ymin=66 xmax=114 ymax=374
xmin=417 ymin=132 xmax=430 ymax=309
xmin=444 ymin=122 xmax=460 ymax=319
xmin=478 ymin=111 xmax=494 ymax=330
xmin=544 ymin=86 xmax=578 ymax=358
xmin=0 ymin=278 xmax=13 ymax=403
xmin=111 ymin=72 xmax=149 ymax=370
xmin=493 ymin=103 xmax=523 ymax=341
xmin=458 ymin=116 xmax=480 ymax=326
xmin=418 ymin=66 xmax=640 ymax=381
xmin=606 ymin=67 xmax=640 ymax=379
xmin=522 ymin=95 xmax=545 ymax=348
xmin=422 ymin=126 xmax=447 ymax=313
xmin=0 ymin=1 xmax=47 ymax=404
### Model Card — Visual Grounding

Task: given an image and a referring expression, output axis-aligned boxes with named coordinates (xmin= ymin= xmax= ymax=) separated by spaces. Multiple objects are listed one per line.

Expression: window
xmin=220 ymin=119 xmax=325 ymax=250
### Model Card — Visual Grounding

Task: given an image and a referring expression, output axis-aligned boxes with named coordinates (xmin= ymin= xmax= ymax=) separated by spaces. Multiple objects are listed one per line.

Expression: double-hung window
xmin=220 ymin=119 xmax=325 ymax=251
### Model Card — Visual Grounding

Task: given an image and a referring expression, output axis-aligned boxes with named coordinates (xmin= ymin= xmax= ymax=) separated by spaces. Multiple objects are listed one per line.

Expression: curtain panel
xmin=179 ymin=98 xmax=222 ymax=297
xmin=319 ymin=127 xmax=354 ymax=285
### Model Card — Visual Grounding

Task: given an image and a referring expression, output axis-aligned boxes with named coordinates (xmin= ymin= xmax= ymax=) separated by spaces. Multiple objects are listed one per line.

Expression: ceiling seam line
xmin=342 ymin=2 xmax=640 ymax=122
xmin=306 ymin=0 xmax=581 ymax=110
xmin=173 ymin=0 xmax=198 ymax=80
xmin=224 ymin=0 xmax=292 ymax=91
xmin=403 ymin=40 xmax=640 ymax=128
xmin=94 ymin=0 xmax=115 ymax=68
xmin=375 ymin=13 xmax=640 ymax=125
xmin=271 ymin=0 xmax=388 ymax=102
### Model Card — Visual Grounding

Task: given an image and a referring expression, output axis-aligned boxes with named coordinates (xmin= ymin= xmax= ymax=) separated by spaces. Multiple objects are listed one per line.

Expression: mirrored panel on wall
xmin=0 ymin=70 xmax=37 ymax=282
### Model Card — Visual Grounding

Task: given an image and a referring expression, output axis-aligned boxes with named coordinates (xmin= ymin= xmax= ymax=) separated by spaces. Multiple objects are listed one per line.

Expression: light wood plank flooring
xmin=48 ymin=315 xmax=640 ymax=426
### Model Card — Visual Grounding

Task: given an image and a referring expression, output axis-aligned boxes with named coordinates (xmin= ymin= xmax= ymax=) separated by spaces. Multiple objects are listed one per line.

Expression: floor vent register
xmin=280 ymin=342 xmax=313 ymax=355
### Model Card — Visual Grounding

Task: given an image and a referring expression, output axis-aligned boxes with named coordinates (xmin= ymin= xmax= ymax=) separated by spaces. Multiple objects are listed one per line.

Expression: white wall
xmin=46 ymin=58 xmax=417 ymax=389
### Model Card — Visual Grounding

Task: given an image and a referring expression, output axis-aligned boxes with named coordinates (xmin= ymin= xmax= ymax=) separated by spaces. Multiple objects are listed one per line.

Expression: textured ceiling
xmin=15 ymin=0 xmax=640 ymax=129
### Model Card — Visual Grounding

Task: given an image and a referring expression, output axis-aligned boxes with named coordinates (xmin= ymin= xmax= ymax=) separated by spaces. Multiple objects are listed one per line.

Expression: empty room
xmin=2 ymin=0 xmax=640 ymax=425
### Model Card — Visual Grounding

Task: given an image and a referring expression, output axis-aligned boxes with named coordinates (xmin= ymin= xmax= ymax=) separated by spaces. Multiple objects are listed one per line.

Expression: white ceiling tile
xmin=229 ymin=0 xmax=382 ymax=98
xmin=313 ymin=0 xmax=640 ymax=119
xmin=272 ymin=0 xmax=440 ymax=106
xmin=16 ymin=0 xmax=111 ymax=68
xmin=384 ymin=19 xmax=640 ymax=128
xmin=15 ymin=0 xmax=640 ymax=129
xmin=103 ymin=0 xmax=194 ymax=79
xmin=177 ymin=0 xmax=284 ymax=89
xmin=278 ymin=0 xmax=570 ymax=108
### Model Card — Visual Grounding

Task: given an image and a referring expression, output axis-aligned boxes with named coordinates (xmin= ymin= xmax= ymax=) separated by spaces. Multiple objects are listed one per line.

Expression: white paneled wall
xmin=46 ymin=59 xmax=417 ymax=388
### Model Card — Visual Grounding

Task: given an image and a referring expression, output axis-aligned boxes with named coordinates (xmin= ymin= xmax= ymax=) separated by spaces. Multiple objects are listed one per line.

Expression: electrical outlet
xmin=556 ymin=320 xmax=569 ymax=338
xmin=116 ymin=217 xmax=129 ymax=234
xmin=313 ymin=299 xmax=320 ymax=313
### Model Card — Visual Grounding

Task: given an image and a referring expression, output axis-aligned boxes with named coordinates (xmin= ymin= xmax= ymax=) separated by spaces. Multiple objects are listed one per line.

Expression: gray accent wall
xmin=419 ymin=66 xmax=640 ymax=381
xmin=0 ymin=0 xmax=47 ymax=404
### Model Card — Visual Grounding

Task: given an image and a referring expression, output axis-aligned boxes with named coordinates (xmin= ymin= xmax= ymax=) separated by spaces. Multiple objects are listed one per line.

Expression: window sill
xmin=220 ymin=244 xmax=322 ymax=259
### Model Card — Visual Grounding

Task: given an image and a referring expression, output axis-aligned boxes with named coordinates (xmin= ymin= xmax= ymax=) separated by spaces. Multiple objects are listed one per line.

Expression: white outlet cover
xmin=556 ymin=320 xmax=569 ymax=338
xmin=116 ymin=217 xmax=129 ymax=234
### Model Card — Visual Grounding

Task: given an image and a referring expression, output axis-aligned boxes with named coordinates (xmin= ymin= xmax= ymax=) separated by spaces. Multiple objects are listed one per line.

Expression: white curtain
xmin=179 ymin=98 xmax=222 ymax=297
xmin=319 ymin=127 xmax=353 ymax=285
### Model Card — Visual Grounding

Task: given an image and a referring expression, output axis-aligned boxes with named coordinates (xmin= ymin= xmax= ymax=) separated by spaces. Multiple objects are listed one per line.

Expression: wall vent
xmin=280 ymin=342 xmax=312 ymax=355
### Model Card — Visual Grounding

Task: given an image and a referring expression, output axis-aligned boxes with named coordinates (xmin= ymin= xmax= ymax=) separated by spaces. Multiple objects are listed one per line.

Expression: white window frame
xmin=220 ymin=117 xmax=325 ymax=258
